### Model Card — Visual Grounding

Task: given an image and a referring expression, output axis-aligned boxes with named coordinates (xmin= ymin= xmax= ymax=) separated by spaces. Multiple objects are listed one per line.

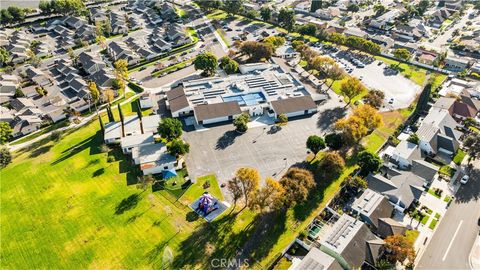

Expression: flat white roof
xmin=104 ymin=121 xmax=122 ymax=140
xmin=120 ymin=133 xmax=154 ymax=149
xmin=142 ymin=115 xmax=160 ymax=133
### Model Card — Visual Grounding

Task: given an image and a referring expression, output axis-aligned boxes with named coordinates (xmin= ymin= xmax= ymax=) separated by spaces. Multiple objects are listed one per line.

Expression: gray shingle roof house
xmin=320 ymin=214 xmax=384 ymax=269
xmin=12 ymin=114 xmax=43 ymax=137
xmin=367 ymin=167 xmax=426 ymax=211
xmin=351 ymin=189 xmax=394 ymax=231
xmin=64 ymin=16 xmax=87 ymax=29
xmin=270 ymin=95 xmax=317 ymax=117
xmin=417 ymin=107 xmax=462 ymax=156
xmin=193 ymin=101 xmax=242 ymax=124
xmin=377 ymin=218 xmax=407 ymax=239
xmin=78 ymin=51 xmax=106 ymax=75
xmin=89 ymin=70 xmax=115 ymax=88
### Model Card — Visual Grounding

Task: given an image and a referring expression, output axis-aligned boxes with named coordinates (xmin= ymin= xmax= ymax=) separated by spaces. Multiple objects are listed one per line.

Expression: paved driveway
xmin=183 ymin=94 xmax=346 ymax=188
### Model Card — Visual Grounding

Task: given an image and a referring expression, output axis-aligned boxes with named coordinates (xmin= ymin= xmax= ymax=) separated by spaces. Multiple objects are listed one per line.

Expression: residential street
xmin=416 ymin=159 xmax=480 ymax=270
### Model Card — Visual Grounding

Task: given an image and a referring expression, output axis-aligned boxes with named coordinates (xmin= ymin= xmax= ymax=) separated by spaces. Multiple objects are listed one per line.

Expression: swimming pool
xmin=222 ymin=92 xmax=266 ymax=106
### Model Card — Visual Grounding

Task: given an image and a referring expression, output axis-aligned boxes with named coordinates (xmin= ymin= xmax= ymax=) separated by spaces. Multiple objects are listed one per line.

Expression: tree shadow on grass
xmin=92 ymin=168 xmax=105 ymax=177
xmin=108 ymin=147 xmax=142 ymax=186
xmin=171 ymin=210 xmax=287 ymax=269
xmin=115 ymin=193 xmax=141 ymax=215
xmin=29 ymin=145 xmax=52 ymax=158
xmin=215 ymin=130 xmax=241 ymax=150
xmin=316 ymin=107 xmax=347 ymax=131
xmin=51 ymin=131 xmax=103 ymax=165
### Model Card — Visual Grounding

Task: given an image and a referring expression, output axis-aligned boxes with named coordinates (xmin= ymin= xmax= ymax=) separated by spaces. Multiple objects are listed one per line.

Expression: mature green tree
xmin=167 ymin=139 xmax=190 ymax=156
xmin=106 ymin=105 xmax=115 ymax=122
xmin=345 ymin=176 xmax=368 ymax=193
xmin=277 ymin=114 xmax=288 ymax=125
xmin=7 ymin=6 xmax=26 ymax=23
xmin=224 ymin=0 xmax=243 ymax=16
xmin=240 ymin=41 xmax=274 ymax=61
xmin=357 ymin=151 xmax=382 ymax=176
xmin=194 ymin=52 xmax=218 ymax=76
xmin=98 ymin=115 xmax=105 ymax=131
xmin=464 ymin=134 xmax=480 ymax=164
xmin=340 ymin=77 xmax=366 ymax=105
xmin=347 ymin=3 xmax=360 ymax=12
xmin=0 ymin=122 xmax=12 ymax=144
xmin=251 ymin=177 xmax=285 ymax=212
xmin=364 ymin=89 xmax=385 ymax=109
xmin=39 ymin=0 xmax=54 ymax=14
xmin=158 ymin=118 xmax=183 ymax=141
xmin=0 ymin=47 xmax=10 ymax=66
xmin=278 ymin=8 xmax=295 ymax=32
xmin=279 ymin=168 xmax=316 ymax=207
xmin=233 ymin=113 xmax=250 ymax=132
xmin=325 ymin=133 xmax=343 ymax=150
xmin=219 ymin=56 xmax=239 ymax=74
xmin=0 ymin=9 xmax=13 ymax=25
xmin=393 ymin=48 xmax=411 ymax=63
xmin=232 ymin=167 xmax=260 ymax=209
xmin=306 ymin=135 xmax=325 ymax=154
xmin=260 ymin=6 xmax=272 ymax=21
xmin=416 ymin=0 xmax=430 ymax=15
xmin=310 ymin=0 xmax=323 ymax=12
xmin=407 ymin=133 xmax=419 ymax=144
xmin=0 ymin=146 xmax=12 ymax=168
xmin=88 ymin=81 xmax=100 ymax=103
xmin=263 ymin=36 xmax=285 ymax=48
xmin=297 ymin=23 xmax=317 ymax=36
xmin=319 ymin=152 xmax=345 ymax=175
xmin=373 ymin=4 xmax=387 ymax=16
xmin=114 ymin=59 xmax=128 ymax=79
xmin=117 ymin=103 xmax=124 ymax=123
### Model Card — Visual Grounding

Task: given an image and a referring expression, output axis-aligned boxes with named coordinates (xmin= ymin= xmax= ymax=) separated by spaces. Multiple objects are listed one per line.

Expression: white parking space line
xmin=442 ymin=220 xmax=464 ymax=261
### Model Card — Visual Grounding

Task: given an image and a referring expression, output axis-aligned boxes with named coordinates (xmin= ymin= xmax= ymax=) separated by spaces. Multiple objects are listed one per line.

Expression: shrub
xmin=233 ymin=113 xmax=250 ymax=132
xmin=127 ymin=82 xmax=144 ymax=93
xmin=107 ymin=156 xmax=115 ymax=163
xmin=50 ymin=130 xmax=62 ymax=142
xmin=100 ymin=144 xmax=110 ymax=153
xmin=325 ymin=133 xmax=343 ymax=150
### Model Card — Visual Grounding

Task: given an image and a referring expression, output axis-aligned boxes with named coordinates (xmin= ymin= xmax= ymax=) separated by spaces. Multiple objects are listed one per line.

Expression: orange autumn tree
xmin=384 ymin=234 xmax=416 ymax=264
xmin=335 ymin=104 xmax=383 ymax=142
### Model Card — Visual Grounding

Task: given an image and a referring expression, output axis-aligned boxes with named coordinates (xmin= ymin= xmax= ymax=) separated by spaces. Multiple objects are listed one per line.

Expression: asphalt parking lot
xmin=327 ymin=49 xmax=422 ymax=109
xmin=350 ymin=60 xmax=422 ymax=109
xmin=183 ymin=94 xmax=346 ymax=190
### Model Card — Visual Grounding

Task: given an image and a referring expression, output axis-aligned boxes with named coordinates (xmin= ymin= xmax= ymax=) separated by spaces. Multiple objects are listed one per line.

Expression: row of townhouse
xmin=0 ymin=30 xmax=32 ymax=64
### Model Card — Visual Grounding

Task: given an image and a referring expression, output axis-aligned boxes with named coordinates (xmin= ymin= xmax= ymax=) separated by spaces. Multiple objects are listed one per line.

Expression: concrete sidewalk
xmin=470 ymin=235 xmax=480 ymax=270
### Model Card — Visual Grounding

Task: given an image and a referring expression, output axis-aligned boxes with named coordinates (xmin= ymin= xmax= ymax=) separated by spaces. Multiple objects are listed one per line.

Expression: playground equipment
xmin=196 ymin=192 xmax=218 ymax=216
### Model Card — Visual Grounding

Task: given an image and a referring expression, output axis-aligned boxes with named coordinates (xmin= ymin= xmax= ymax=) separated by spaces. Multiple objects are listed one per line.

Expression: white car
xmin=460 ymin=175 xmax=470 ymax=184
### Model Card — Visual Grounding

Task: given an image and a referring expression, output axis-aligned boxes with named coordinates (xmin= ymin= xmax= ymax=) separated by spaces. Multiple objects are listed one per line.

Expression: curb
xmin=469 ymin=235 xmax=480 ymax=270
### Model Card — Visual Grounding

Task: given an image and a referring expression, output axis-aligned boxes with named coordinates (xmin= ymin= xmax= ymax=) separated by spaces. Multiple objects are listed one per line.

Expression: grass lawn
xmin=439 ymin=165 xmax=456 ymax=177
xmin=375 ymin=56 xmax=428 ymax=86
xmin=444 ymin=196 xmax=452 ymax=203
xmin=152 ymin=61 xmax=191 ymax=77
xmin=11 ymin=120 xmax=71 ymax=145
xmin=216 ymin=29 xmax=230 ymax=47
xmin=406 ymin=229 xmax=420 ymax=243
xmin=3 ymin=98 xmax=357 ymax=269
xmin=421 ymin=215 xmax=430 ymax=225
xmin=427 ymin=188 xmax=442 ymax=199
xmin=273 ymin=256 xmax=293 ymax=269
xmin=470 ymin=126 xmax=480 ymax=134
xmin=435 ymin=213 xmax=441 ymax=219
xmin=429 ymin=219 xmax=438 ymax=230
xmin=453 ymin=149 xmax=466 ymax=165
xmin=327 ymin=76 xmax=368 ymax=104
xmin=361 ymin=108 xmax=414 ymax=152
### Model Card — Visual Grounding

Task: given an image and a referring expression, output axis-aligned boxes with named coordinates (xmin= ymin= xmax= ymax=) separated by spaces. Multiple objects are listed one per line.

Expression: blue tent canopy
xmin=162 ymin=169 xmax=177 ymax=179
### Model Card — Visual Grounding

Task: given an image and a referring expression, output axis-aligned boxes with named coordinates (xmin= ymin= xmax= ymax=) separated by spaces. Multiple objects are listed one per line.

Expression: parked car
xmin=388 ymin=98 xmax=394 ymax=104
xmin=460 ymin=175 xmax=470 ymax=184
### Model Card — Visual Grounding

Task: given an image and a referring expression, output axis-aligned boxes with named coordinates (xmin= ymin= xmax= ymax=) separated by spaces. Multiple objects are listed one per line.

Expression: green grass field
xmin=375 ymin=56 xmax=428 ymax=86
xmin=2 ymin=97 xmax=356 ymax=269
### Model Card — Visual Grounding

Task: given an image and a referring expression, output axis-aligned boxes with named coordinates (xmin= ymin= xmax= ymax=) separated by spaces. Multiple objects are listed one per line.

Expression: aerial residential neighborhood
xmin=1 ymin=0 xmax=480 ymax=269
